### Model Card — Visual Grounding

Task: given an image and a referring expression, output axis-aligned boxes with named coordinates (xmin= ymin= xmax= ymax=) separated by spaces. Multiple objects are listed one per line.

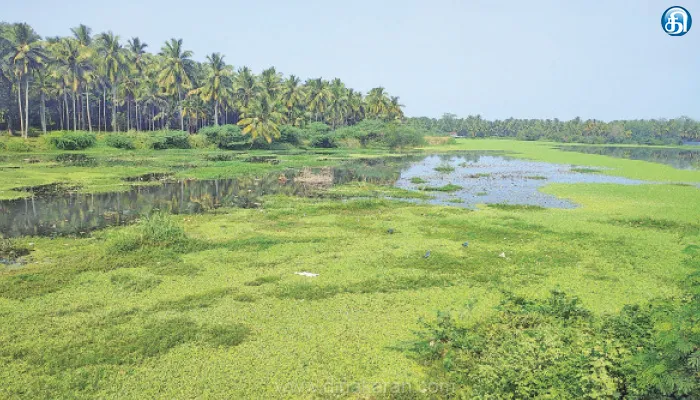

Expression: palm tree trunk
xmin=103 ymin=87 xmax=107 ymax=132
xmin=63 ymin=90 xmax=70 ymax=131
xmin=17 ymin=75 xmax=24 ymax=137
xmin=136 ymin=101 xmax=140 ymax=131
xmin=111 ymin=84 xmax=117 ymax=132
xmin=214 ymin=101 xmax=219 ymax=126
xmin=73 ymin=92 xmax=78 ymax=132
xmin=97 ymin=97 xmax=101 ymax=132
xmin=178 ymin=85 xmax=184 ymax=131
xmin=40 ymin=92 xmax=47 ymax=135
xmin=24 ymin=78 xmax=30 ymax=138
xmin=86 ymin=91 xmax=92 ymax=132
xmin=59 ymin=98 xmax=64 ymax=130
xmin=127 ymin=99 xmax=131 ymax=131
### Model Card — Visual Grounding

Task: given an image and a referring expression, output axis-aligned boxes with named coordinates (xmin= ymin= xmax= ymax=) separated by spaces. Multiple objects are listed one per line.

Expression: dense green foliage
xmin=409 ymin=114 xmax=700 ymax=145
xmin=415 ymin=285 xmax=700 ymax=398
xmin=104 ymin=134 xmax=135 ymax=149
xmin=46 ymin=131 xmax=96 ymax=150
xmin=199 ymin=124 xmax=247 ymax=149
xmin=149 ymin=131 xmax=190 ymax=150
xmin=0 ymin=22 xmax=404 ymax=141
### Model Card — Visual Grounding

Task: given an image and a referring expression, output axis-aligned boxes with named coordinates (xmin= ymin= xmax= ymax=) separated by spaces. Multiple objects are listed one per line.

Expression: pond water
xmin=0 ymin=153 xmax=648 ymax=237
xmin=0 ymin=158 xmax=409 ymax=238
xmin=557 ymin=145 xmax=700 ymax=170
xmin=394 ymin=154 xmax=644 ymax=208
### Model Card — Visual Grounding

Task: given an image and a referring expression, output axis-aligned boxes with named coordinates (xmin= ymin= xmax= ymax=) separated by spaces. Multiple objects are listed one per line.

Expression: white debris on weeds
xmin=294 ymin=272 xmax=319 ymax=277
xmin=499 ymin=252 xmax=506 ymax=258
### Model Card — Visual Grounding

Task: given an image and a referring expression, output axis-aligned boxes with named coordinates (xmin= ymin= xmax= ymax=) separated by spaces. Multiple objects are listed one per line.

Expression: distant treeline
xmin=0 ymin=22 xmax=403 ymax=143
xmin=408 ymin=114 xmax=700 ymax=145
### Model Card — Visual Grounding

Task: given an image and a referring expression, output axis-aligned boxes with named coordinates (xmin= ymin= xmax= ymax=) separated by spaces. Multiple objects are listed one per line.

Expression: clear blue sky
xmin=3 ymin=0 xmax=698 ymax=120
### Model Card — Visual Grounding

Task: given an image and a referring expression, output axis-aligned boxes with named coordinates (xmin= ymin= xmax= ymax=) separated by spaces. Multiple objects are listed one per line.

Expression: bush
xmin=47 ymin=131 xmax=97 ymax=150
xmin=149 ymin=131 xmax=190 ymax=150
xmin=383 ymin=125 xmax=426 ymax=149
xmin=310 ymin=134 xmax=338 ymax=148
xmin=414 ymin=290 xmax=700 ymax=399
xmin=337 ymin=138 xmax=362 ymax=148
xmin=199 ymin=125 xmax=247 ymax=149
xmin=105 ymin=134 xmax=136 ymax=150
xmin=278 ymin=125 xmax=302 ymax=145
xmin=108 ymin=213 xmax=188 ymax=253
xmin=187 ymin=134 xmax=210 ymax=149
xmin=4 ymin=138 xmax=34 ymax=152
xmin=306 ymin=122 xmax=331 ymax=135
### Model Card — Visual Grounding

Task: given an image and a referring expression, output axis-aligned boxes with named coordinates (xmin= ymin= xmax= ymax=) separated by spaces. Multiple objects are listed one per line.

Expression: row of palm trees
xmin=0 ymin=22 xmax=405 ymax=139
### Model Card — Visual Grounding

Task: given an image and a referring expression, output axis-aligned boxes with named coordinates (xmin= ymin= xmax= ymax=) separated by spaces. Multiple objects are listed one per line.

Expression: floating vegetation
xmin=434 ymin=164 xmax=455 ymax=173
xmin=570 ymin=167 xmax=600 ymax=174
xmin=420 ymin=183 xmax=463 ymax=192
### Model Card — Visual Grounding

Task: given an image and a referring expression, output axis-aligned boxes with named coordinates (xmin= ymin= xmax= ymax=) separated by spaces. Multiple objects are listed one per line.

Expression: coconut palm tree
xmin=96 ymin=32 xmax=127 ymax=131
xmin=388 ymin=96 xmax=404 ymax=121
xmin=127 ymin=37 xmax=148 ymax=72
xmin=234 ymin=66 xmax=258 ymax=117
xmin=281 ymin=74 xmax=305 ymax=124
xmin=70 ymin=24 xmax=92 ymax=46
xmin=70 ymin=25 xmax=96 ymax=130
xmin=0 ymin=28 xmax=16 ymax=134
xmin=259 ymin=66 xmax=282 ymax=99
xmin=306 ymin=78 xmax=331 ymax=122
xmin=126 ymin=38 xmax=148 ymax=130
xmin=7 ymin=23 xmax=47 ymax=137
xmin=33 ymin=67 xmax=53 ymax=134
xmin=158 ymin=38 xmax=194 ymax=131
xmin=346 ymin=89 xmax=364 ymax=125
xmin=237 ymin=94 xmax=286 ymax=144
xmin=328 ymin=78 xmax=348 ymax=129
xmin=189 ymin=52 xmax=231 ymax=125
xmin=365 ymin=87 xmax=390 ymax=120
xmin=52 ymin=38 xmax=93 ymax=131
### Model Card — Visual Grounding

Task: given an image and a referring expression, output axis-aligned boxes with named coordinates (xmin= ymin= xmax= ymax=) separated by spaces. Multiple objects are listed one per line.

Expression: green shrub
xmin=149 ymin=136 xmax=168 ymax=150
xmin=199 ymin=125 xmax=247 ymax=149
xmin=105 ymin=134 xmax=136 ymax=150
xmin=310 ymin=134 xmax=338 ymax=148
xmin=337 ymin=137 xmax=362 ymax=148
xmin=383 ymin=125 xmax=426 ymax=149
xmin=4 ymin=138 xmax=34 ymax=152
xmin=108 ymin=214 xmax=188 ymax=253
xmin=414 ymin=290 xmax=700 ymax=399
xmin=187 ymin=134 xmax=210 ymax=149
xmin=47 ymin=131 xmax=97 ymax=150
xmin=278 ymin=125 xmax=302 ymax=145
xmin=332 ymin=120 xmax=430 ymax=148
xmin=163 ymin=131 xmax=190 ymax=149
xmin=305 ymin=122 xmax=331 ymax=135
xmin=150 ymin=131 xmax=190 ymax=149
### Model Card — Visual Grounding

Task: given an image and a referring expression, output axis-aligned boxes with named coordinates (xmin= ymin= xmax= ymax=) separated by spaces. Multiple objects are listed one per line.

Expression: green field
xmin=1 ymin=139 xmax=699 ymax=398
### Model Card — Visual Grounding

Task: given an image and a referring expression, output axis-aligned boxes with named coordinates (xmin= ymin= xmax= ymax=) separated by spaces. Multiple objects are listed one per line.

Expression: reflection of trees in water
xmin=563 ymin=147 xmax=700 ymax=170
xmin=0 ymin=157 xmax=420 ymax=238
